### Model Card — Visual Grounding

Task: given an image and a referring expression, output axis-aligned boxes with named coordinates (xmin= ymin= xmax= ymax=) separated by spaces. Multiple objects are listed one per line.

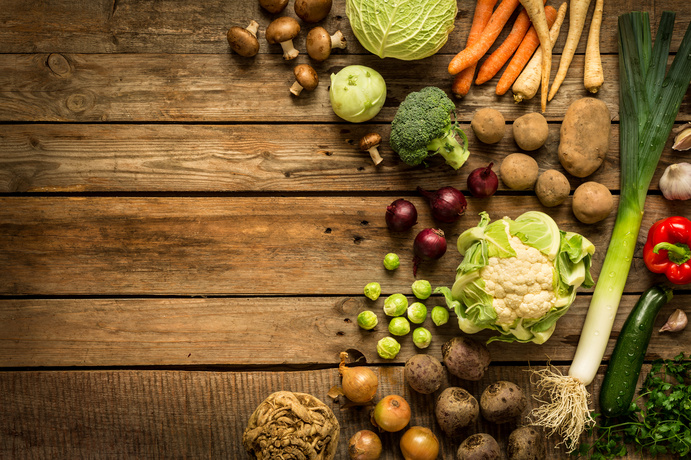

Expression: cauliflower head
xmin=436 ymin=211 xmax=595 ymax=344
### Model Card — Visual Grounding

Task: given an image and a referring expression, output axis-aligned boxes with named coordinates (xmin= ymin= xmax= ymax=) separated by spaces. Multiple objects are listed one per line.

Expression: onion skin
xmin=467 ymin=162 xmax=499 ymax=198
xmin=385 ymin=199 xmax=418 ymax=232
xmin=348 ymin=430 xmax=382 ymax=460
xmin=412 ymin=228 xmax=447 ymax=276
xmin=339 ymin=352 xmax=378 ymax=403
xmin=417 ymin=186 xmax=467 ymax=223
xmin=372 ymin=395 xmax=411 ymax=432
xmin=400 ymin=426 xmax=439 ymax=460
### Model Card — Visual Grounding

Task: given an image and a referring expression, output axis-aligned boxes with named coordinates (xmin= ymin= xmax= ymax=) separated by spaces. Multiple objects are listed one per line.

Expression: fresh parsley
xmin=575 ymin=353 xmax=691 ymax=459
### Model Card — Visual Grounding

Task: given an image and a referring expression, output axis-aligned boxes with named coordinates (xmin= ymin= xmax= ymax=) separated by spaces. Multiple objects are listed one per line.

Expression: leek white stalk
xmin=528 ymin=11 xmax=691 ymax=453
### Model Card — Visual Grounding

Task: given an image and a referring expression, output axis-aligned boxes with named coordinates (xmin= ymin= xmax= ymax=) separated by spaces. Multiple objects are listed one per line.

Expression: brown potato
xmin=500 ymin=153 xmax=539 ymax=190
xmin=471 ymin=108 xmax=506 ymax=144
xmin=513 ymin=112 xmax=549 ymax=151
xmin=535 ymin=169 xmax=570 ymax=207
xmin=572 ymin=181 xmax=614 ymax=224
xmin=559 ymin=98 xmax=611 ymax=177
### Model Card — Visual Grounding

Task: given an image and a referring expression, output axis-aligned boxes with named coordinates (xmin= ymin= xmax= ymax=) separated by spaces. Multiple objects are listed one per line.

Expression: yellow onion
xmin=400 ymin=426 xmax=439 ymax=460
xmin=371 ymin=395 xmax=411 ymax=432
xmin=348 ymin=430 xmax=382 ymax=460
xmin=339 ymin=352 xmax=378 ymax=403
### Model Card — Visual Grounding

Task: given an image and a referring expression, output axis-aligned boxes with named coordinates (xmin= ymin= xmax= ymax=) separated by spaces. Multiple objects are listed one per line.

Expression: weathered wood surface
xmin=0 ymin=196 xmax=686 ymax=296
xmin=4 ymin=0 xmax=683 ymax=55
xmin=0 ymin=295 xmax=688 ymax=368
xmin=2 ymin=53 xmax=690 ymax=123
xmin=0 ymin=366 xmax=664 ymax=459
xmin=1 ymin=122 xmax=688 ymax=193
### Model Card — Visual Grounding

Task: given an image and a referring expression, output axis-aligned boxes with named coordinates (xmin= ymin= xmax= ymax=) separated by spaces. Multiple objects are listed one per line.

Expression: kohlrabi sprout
xmin=383 ymin=253 xmax=400 ymax=270
xmin=357 ymin=310 xmax=378 ymax=330
xmin=388 ymin=317 xmax=411 ymax=336
xmin=407 ymin=302 xmax=428 ymax=324
xmin=411 ymin=280 xmax=432 ymax=299
xmin=431 ymin=306 xmax=449 ymax=326
xmin=329 ymin=65 xmax=386 ymax=123
xmin=377 ymin=337 xmax=401 ymax=359
xmin=413 ymin=327 xmax=432 ymax=348
xmin=364 ymin=282 xmax=381 ymax=301
xmin=383 ymin=293 xmax=408 ymax=317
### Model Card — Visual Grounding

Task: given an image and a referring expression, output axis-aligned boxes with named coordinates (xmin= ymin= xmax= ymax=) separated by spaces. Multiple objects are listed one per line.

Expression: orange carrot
xmin=451 ymin=0 xmax=498 ymax=97
xmin=447 ymin=0 xmax=520 ymax=75
xmin=495 ymin=4 xmax=557 ymax=95
xmin=475 ymin=0 xmax=546 ymax=85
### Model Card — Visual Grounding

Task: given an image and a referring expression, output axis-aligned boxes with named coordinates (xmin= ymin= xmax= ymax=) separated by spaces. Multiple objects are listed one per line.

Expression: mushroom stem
xmin=246 ymin=20 xmax=259 ymax=37
xmin=330 ymin=30 xmax=347 ymax=49
xmin=289 ymin=81 xmax=304 ymax=96
xmin=368 ymin=147 xmax=383 ymax=165
xmin=280 ymin=40 xmax=299 ymax=60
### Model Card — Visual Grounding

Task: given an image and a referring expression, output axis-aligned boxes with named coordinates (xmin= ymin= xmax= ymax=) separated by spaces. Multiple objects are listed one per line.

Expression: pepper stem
xmin=653 ymin=242 xmax=691 ymax=265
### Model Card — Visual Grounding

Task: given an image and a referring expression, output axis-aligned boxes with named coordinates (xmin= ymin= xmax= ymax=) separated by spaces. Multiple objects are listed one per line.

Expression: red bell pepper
xmin=643 ymin=216 xmax=691 ymax=285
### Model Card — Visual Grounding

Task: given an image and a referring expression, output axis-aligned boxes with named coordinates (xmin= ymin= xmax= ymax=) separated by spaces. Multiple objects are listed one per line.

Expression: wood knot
xmin=47 ymin=53 xmax=71 ymax=76
xmin=66 ymin=92 xmax=94 ymax=113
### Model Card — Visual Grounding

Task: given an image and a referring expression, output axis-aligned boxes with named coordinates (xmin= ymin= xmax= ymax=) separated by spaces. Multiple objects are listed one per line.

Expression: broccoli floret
xmin=389 ymin=86 xmax=470 ymax=169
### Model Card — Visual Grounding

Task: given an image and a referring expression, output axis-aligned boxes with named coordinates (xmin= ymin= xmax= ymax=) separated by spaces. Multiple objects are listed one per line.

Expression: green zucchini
xmin=599 ymin=284 xmax=673 ymax=418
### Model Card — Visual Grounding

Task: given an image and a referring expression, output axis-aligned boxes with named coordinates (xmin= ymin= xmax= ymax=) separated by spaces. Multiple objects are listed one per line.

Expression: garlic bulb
xmin=659 ymin=309 xmax=687 ymax=333
xmin=672 ymin=123 xmax=691 ymax=151
xmin=659 ymin=163 xmax=691 ymax=201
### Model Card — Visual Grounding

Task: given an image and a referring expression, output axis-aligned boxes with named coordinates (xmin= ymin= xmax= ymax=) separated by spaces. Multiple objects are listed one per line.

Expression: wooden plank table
xmin=0 ymin=0 xmax=689 ymax=458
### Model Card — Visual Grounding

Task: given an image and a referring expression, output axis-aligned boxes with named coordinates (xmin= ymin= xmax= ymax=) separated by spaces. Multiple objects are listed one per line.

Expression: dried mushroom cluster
xmin=243 ymin=391 xmax=340 ymax=460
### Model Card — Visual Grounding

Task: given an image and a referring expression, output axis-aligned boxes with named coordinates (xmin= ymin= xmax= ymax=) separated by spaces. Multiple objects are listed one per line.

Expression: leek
xmin=528 ymin=11 xmax=691 ymax=452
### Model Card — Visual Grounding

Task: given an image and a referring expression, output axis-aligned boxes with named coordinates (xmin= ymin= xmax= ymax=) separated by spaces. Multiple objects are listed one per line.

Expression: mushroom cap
xmin=266 ymin=16 xmax=301 ymax=44
xmin=306 ymin=27 xmax=331 ymax=61
xmin=259 ymin=0 xmax=289 ymax=14
xmin=293 ymin=64 xmax=319 ymax=91
xmin=359 ymin=133 xmax=382 ymax=151
xmin=227 ymin=26 xmax=260 ymax=57
xmin=294 ymin=0 xmax=333 ymax=23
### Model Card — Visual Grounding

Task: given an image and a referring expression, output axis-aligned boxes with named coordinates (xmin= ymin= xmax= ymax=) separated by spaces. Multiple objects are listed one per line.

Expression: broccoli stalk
xmin=389 ymin=87 xmax=470 ymax=169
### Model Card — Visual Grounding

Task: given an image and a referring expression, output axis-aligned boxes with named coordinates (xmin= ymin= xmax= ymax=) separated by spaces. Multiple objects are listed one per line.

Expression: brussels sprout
xmin=383 ymin=293 xmax=408 ymax=317
xmin=357 ymin=310 xmax=378 ymax=330
xmin=388 ymin=317 xmax=411 ymax=336
xmin=383 ymin=253 xmax=400 ymax=270
xmin=411 ymin=280 xmax=432 ymax=299
xmin=431 ymin=306 xmax=450 ymax=326
xmin=377 ymin=337 xmax=401 ymax=359
xmin=413 ymin=327 xmax=432 ymax=348
xmin=364 ymin=282 xmax=381 ymax=301
xmin=407 ymin=302 xmax=428 ymax=324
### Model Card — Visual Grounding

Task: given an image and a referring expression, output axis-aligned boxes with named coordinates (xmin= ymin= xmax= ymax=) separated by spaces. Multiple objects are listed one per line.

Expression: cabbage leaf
xmin=345 ymin=0 xmax=457 ymax=60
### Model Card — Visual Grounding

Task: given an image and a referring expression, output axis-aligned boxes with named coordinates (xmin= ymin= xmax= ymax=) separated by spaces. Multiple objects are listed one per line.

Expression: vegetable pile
xmin=436 ymin=211 xmax=595 ymax=344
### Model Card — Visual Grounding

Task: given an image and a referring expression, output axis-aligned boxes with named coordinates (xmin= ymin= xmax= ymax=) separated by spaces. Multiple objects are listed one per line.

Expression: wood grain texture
xmin=0 ymin=0 xmax=667 ymax=55
xmin=0 ymin=295 xmax=688 ymax=367
xmin=2 ymin=53 xmax=689 ymax=123
xmin=1 ymin=122 xmax=688 ymax=193
xmin=0 ymin=196 xmax=688 ymax=296
xmin=0 ymin=366 xmax=668 ymax=459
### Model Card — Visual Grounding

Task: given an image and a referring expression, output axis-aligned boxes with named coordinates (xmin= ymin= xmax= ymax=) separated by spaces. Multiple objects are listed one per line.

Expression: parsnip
xmin=519 ymin=0 xmax=554 ymax=112
xmin=584 ymin=0 xmax=604 ymax=92
xmin=548 ymin=0 xmax=593 ymax=101
xmin=512 ymin=3 xmax=568 ymax=103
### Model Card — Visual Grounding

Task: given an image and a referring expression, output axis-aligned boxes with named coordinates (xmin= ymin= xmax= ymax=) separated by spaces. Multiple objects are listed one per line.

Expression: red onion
xmin=467 ymin=162 xmax=499 ymax=198
xmin=385 ymin=199 xmax=418 ymax=232
xmin=417 ymin=186 xmax=467 ymax=223
xmin=413 ymin=228 xmax=446 ymax=276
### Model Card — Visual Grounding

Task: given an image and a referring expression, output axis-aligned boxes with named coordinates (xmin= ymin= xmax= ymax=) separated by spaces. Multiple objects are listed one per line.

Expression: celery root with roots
xmin=527 ymin=11 xmax=691 ymax=452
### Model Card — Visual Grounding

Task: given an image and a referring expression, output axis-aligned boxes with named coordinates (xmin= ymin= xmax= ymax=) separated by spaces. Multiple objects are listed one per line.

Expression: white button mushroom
xmin=290 ymin=64 xmax=319 ymax=96
xmin=266 ymin=17 xmax=301 ymax=60
xmin=226 ymin=21 xmax=260 ymax=57
xmin=294 ymin=0 xmax=333 ymax=23
xmin=306 ymin=27 xmax=346 ymax=62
